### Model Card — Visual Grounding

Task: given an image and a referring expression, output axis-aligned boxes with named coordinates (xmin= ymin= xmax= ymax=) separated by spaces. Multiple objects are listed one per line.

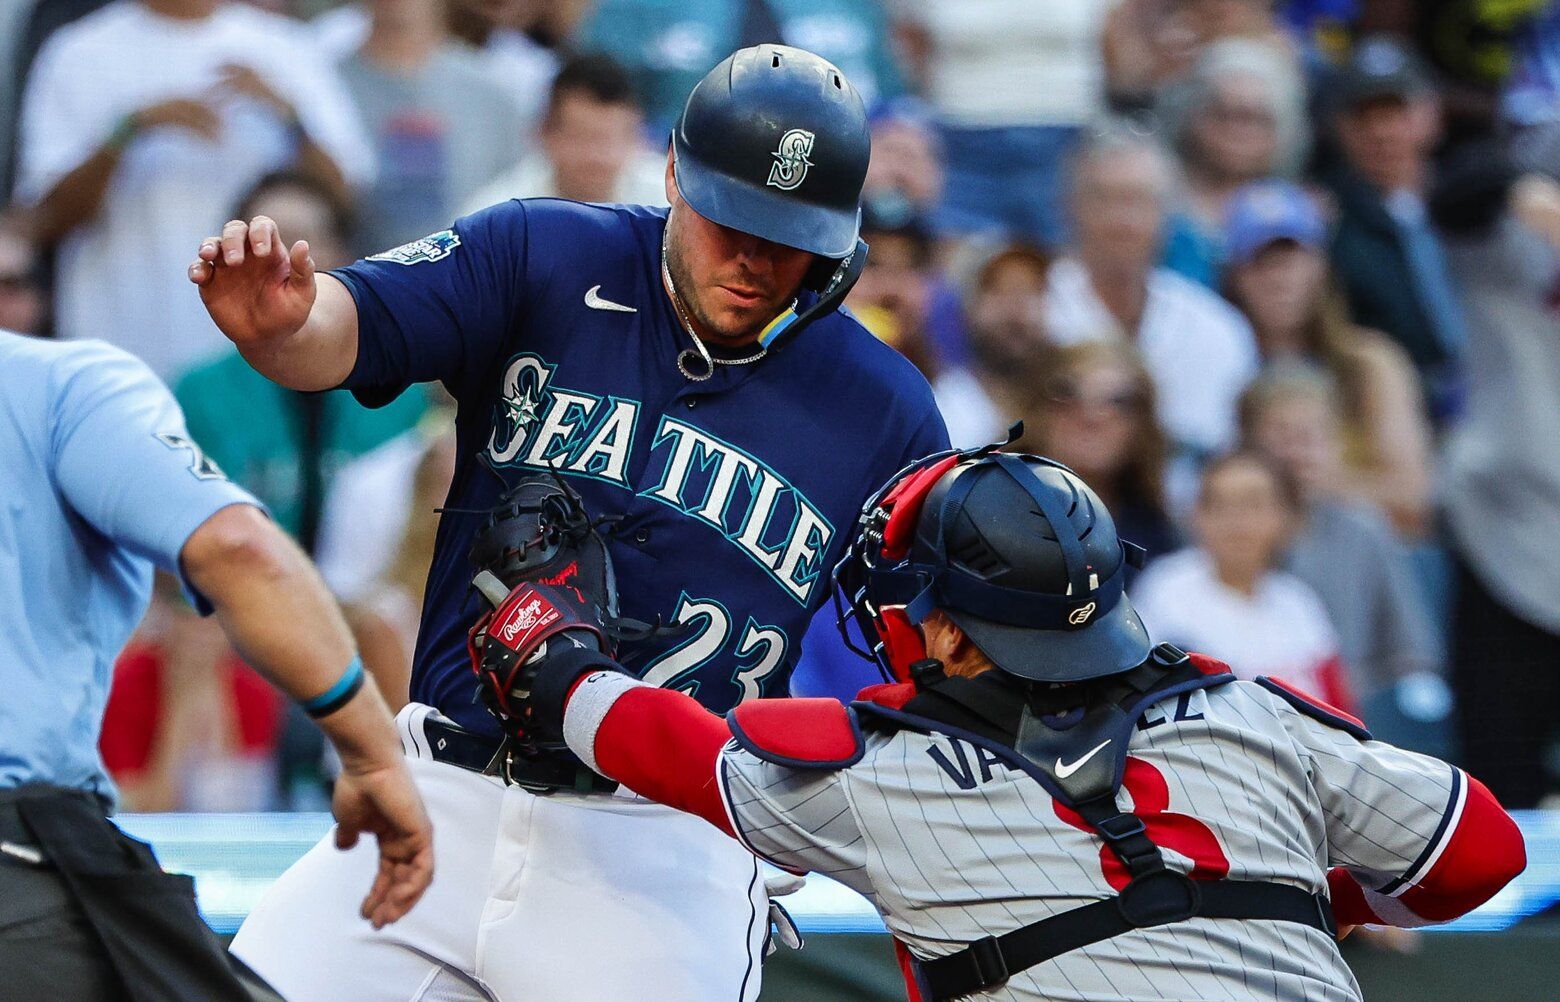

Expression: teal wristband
xmin=302 ymin=656 xmax=365 ymax=718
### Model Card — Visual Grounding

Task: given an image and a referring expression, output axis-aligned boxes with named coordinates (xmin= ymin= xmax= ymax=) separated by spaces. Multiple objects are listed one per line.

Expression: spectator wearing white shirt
xmin=895 ymin=0 xmax=1112 ymax=246
xmin=316 ymin=394 xmax=456 ymax=605
xmin=1046 ymin=126 xmax=1259 ymax=467
xmin=462 ymin=52 xmax=665 ymax=214
xmin=15 ymin=0 xmax=373 ymax=378
xmin=1132 ymin=450 xmax=1353 ymax=712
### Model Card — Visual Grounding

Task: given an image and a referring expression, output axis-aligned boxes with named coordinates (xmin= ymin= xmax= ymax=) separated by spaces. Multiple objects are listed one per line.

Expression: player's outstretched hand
xmin=332 ymin=757 xmax=435 ymax=929
xmin=188 ymin=215 xmax=317 ymax=349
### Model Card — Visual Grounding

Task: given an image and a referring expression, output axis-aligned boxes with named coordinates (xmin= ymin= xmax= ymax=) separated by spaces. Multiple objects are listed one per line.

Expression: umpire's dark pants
xmin=0 ymin=847 xmax=123 ymax=999
xmin=0 ymin=784 xmax=280 ymax=1002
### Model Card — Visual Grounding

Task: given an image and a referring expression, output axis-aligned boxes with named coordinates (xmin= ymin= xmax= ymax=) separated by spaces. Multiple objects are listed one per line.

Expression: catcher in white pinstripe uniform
xmin=508 ymin=439 xmax=1526 ymax=1001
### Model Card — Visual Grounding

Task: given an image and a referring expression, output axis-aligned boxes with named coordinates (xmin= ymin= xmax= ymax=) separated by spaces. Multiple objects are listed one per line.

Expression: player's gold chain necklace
xmin=660 ymin=234 xmax=778 ymax=381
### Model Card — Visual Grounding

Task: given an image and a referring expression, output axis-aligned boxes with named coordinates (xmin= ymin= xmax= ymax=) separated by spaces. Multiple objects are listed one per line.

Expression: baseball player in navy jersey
xmin=189 ymin=44 xmax=947 ymax=1001
xmin=512 ymin=442 xmax=1527 ymax=1002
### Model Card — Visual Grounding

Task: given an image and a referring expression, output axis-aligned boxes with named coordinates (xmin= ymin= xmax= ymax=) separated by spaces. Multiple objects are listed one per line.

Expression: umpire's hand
xmin=182 ymin=505 xmax=434 ymax=927
xmin=331 ymin=750 xmax=435 ymax=930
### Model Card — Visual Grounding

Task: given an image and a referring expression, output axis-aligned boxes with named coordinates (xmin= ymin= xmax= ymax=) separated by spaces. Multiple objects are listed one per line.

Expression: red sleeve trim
xmin=1397 ymin=773 xmax=1526 ymax=922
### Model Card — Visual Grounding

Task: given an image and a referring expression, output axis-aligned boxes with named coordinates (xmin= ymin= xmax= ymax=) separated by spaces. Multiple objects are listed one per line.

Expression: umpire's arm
xmin=180 ymin=506 xmax=433 ymax=927
xmin=47 ymin=343 xmax=432 ymax=928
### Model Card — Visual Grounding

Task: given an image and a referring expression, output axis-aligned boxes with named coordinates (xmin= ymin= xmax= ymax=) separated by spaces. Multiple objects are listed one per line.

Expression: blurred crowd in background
xmin=1 ymin=0 xmax=1557 ymax=817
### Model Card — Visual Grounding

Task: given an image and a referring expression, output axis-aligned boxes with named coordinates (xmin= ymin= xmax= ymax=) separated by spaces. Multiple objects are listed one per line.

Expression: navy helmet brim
xmin=947 ymin=592 xmax=1153 ymax=683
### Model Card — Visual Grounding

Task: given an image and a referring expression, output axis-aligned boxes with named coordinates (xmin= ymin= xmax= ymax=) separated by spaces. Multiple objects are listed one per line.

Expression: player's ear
xmin=920 ymin=610 xmax=960 ymax=662
xmin=946 ymin=620 xmax=981 ymax=668
xmin=664 ymin=148 xmax=678 ymax=206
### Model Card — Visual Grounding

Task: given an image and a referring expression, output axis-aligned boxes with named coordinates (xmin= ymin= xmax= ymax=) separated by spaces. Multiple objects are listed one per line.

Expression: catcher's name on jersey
xmin=552 ymin=655 xmax=1522 ymax=998
xmin=330 ymin=198 xmax=949 ymax=736
xmin=703 ymin=676 xmax=1503 ymax=1002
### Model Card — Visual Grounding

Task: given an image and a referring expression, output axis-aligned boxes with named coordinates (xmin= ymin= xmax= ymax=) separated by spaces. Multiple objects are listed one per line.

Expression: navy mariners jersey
xmin=334 ymin=200 xmax=948 ymax=736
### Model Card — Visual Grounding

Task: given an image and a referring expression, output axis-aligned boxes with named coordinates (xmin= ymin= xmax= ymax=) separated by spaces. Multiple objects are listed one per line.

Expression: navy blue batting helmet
xmin=672 ymin=44 xmax=869 ymax=260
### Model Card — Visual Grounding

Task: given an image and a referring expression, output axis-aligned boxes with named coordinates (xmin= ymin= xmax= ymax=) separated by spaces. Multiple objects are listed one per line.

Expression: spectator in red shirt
xmin=101 ymin=581 xmax=283 ymax=813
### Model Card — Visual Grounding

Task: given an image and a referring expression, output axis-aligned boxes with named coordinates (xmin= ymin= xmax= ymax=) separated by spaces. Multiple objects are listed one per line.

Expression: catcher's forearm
xmin=561 ymin=672 xmax=738 ymax=835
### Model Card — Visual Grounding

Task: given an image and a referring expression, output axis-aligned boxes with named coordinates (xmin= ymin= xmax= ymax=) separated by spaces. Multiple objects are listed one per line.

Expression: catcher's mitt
xmin=465 ymin=475 xmax=620 ymax=750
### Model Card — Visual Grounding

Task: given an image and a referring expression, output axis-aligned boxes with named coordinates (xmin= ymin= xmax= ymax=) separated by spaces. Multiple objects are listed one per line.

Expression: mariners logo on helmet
xmin=767 ymin=129 xmax=816 ymax=191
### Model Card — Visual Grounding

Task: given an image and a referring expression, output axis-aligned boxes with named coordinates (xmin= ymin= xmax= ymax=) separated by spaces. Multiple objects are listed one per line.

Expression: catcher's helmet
xmin=672 ymin=44 xmax=869 ymax=260
xmin=835 ymin=440 xmax=1152 ymax=684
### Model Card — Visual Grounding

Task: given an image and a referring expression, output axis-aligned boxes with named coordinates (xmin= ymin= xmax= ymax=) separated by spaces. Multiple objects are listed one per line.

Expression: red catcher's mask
xmin=832 ymin=449 xmax=969 ymax=682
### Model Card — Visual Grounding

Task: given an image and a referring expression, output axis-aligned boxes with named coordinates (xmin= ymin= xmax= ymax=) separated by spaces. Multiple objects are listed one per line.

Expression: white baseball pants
xmin=231 ymin=703 xmax=769 ymax=1001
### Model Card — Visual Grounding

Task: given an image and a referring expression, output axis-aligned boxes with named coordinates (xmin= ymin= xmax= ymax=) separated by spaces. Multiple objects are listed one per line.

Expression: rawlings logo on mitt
xmin=468 ymin=580 xmax=606 ymax=751
xmin=464 ymin=474 xmax=620 ymax=750
xmin=492 ymin=591 xmax=560 ymax=648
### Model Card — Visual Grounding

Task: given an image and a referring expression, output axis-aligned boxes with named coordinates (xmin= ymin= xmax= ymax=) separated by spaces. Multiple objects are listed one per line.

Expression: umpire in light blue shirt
xmin=0 ymin=330 xmax=432 ymax=1000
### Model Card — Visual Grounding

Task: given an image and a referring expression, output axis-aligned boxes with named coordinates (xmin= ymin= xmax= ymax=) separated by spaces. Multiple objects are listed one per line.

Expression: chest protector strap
xmin=856 ymin=646 xmax=1338 ymax=1002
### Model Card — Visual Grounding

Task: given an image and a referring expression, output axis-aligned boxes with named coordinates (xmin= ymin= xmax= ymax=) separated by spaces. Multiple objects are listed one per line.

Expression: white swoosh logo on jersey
xmin=1055 ymin=739 xmax=1112 ymax=779
xmin=584 ymin=285 xmax=637 ymax=313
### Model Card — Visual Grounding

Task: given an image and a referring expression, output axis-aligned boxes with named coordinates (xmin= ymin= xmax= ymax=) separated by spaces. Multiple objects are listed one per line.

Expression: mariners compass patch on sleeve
xmin=368 ymin=230 xmax=462 ymax=265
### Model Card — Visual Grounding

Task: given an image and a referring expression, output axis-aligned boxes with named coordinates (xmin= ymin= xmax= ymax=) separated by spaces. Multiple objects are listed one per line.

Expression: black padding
xmin=531 ymin=644 xmax=624 ymax=738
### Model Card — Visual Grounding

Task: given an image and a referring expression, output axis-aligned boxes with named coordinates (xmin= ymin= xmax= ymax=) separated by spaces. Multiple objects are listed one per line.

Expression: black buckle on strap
xmin=964 ymin=935 xmax=1009 ymax=989
xmin=1093 ymin=813 xmax=1162 ymax=874
xmin=1094 ymin=813 xmax=1146 ymax=842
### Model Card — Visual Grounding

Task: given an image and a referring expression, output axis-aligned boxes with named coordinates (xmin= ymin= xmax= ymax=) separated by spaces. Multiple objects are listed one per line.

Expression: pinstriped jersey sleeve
xmin=1278 ymin=700 xmax=1461 ymax=891
xmin=716 ymin=745 xmax=872 ymax=895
